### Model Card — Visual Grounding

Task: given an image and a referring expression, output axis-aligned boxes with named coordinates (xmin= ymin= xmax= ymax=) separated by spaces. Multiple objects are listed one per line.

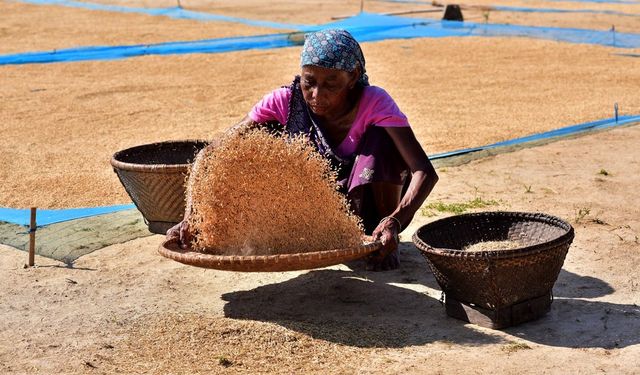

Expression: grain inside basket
xmin=188 ymin=129 xmax=363 ymax=255
xmin=463 ymin=240 xmax=522 ymax=252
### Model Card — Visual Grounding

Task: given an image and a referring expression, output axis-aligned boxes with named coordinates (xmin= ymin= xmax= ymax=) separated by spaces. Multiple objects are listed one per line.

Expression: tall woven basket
xmin=111 ymin=140 xmax=208 ymax=234
xmin=412 ymin=211 xmax=574 ymax=329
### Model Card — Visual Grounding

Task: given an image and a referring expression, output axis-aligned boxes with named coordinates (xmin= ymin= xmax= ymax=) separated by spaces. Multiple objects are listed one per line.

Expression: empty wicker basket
xmin=111 ymin=140 xmax=208 ymax=234
xmin=412 ymin=211 xmax=574 ymax=329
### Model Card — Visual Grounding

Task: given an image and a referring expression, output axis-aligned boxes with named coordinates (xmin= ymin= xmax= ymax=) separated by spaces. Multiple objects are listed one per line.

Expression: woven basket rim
xmin=110 ymin=139 xmax=208 ymax=173
xmin=412 ymin=211 xmax=574 ymax=260
xmin=158 ymin=238 xmax=382 ymax=272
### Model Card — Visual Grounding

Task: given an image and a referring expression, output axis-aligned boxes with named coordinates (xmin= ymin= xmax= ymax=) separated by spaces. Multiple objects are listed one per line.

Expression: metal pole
xmin=611 ymin=25 xmax=616 ymax=47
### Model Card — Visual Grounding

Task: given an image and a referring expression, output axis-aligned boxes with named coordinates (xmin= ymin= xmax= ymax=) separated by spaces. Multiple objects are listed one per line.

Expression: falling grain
xmin=188 ymin=129 xmax=363 ymax=255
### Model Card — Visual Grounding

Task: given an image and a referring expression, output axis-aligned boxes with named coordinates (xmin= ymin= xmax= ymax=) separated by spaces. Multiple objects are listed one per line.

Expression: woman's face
xmin=300 ymin=65 xmax=359 ymax=119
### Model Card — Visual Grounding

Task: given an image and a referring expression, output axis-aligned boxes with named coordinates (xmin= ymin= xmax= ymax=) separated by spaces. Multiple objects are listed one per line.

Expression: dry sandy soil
xmin=1 ymin=124 xmax=639 ymax=374
xmin=1 ymin=1 xmax=640 ymax=373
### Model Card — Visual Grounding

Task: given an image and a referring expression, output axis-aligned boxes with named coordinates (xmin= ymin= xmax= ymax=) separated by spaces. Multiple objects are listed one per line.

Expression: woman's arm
xmin=384 ymin=126 xmax=439 ymax=230
xmin=368 ymin=126 xmax=438 ymax=268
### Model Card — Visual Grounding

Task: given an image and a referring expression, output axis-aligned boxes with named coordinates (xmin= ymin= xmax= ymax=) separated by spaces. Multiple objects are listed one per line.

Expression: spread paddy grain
xmin=2 ymin=37 xmax=638 ymax=208
xmin=0 ymin=1 xmax=283 ymax=55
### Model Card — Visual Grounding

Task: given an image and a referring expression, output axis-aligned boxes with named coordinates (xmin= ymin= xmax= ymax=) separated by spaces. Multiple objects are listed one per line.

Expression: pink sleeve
xmin=364 ymin=87 xmax=409 ymax=127
xmin=335 ymin=86 xmax=409 ymax=157
xmin=248 ymin=87 xmax=291 ymax=125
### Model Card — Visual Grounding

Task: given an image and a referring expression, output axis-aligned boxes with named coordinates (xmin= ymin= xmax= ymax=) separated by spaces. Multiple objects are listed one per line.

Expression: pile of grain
xmin=188 ymin=129 xmax=363 ymax=255
xmin=463 ymin=240 xmax=522 ymax=252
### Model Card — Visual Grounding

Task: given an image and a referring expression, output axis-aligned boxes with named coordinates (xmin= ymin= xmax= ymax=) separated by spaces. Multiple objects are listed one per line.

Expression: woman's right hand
xmin=166 ymin=219 xmax=192 ymax=249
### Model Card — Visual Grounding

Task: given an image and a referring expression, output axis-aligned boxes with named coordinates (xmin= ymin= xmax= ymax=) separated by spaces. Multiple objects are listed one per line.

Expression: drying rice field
xmin=1 ymin=0 xmax=639 ymax=373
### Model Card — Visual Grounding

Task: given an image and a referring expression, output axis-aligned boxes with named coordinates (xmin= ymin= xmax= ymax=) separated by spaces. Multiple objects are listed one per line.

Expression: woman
xmin=168 ymin=29 xmax=438 ymax=271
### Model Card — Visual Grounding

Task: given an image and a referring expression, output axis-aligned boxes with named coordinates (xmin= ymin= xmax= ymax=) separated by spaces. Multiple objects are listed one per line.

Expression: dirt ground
xmin=1 ymin=0 xmax=640 ymax=373
xmin=2 ymin=124 xmax=639 ymax=374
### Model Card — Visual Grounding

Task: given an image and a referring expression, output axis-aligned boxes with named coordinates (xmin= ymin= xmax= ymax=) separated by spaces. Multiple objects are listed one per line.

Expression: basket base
xmin=147 ymin=221 xmax=178 ymax=235
xmin=445 ymin=292 xmax=552 ymax=329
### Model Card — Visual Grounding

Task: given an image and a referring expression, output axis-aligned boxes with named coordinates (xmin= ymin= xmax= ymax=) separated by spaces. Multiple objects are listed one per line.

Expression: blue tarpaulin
xmin=324 ymin=13 xmax=639 ymax=47
xmin=430 ymin=115 xmax=640 ymax=159
xmin=2 ymin=6 xmax=639 ymax=227
xmin=547 ymin=0 xmax=638 ymax=4
xmin=0 ymin=33 xmax=297 ymax=65
xmin=1 ymin=115 xmax=639 ymax=227
xmin=378 ymin=0 xmax=639 ymax=5
xmin=0 ymin=204 xmax=135 ymax=227
xmin=1 ymin=13 xmax=639 ymax=66
xmin=492 ymin=5 xmax=638 ymax=17
xmin=16 ymin=0 xmax=307 ymax=30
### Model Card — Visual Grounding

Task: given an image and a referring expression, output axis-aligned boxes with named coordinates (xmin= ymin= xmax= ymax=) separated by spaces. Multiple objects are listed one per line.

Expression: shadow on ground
xmin=223 ymin=241 xmax=640 ymax=349
xmin=508 ymin=269 xmax=639 ymax=349
xmin=222 ymin=268 xmax=504 ymax=348
xmin=507 ymin=298 xmax=640 ymax=349
xmin=222 ymin=242 xmax=503 ymax=348
xmin=554 ymin=269 xmax=615 ymax=299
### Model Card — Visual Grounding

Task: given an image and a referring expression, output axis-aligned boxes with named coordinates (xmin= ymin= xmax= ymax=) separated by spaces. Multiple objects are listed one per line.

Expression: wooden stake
xmin=28 ymin=207 xmax=36 ymax=267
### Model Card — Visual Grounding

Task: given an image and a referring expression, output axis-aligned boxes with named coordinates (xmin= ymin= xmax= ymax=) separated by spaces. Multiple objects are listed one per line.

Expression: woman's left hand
xmin=368 ymin=217 xmax=400 ymax=271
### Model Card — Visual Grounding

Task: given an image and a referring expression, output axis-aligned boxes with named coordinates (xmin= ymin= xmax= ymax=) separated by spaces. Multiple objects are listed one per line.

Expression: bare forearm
xmin=383 ymin=127 xmax=439 ymax=231
xmin=390 ymin=168 xmax=438 ymax=231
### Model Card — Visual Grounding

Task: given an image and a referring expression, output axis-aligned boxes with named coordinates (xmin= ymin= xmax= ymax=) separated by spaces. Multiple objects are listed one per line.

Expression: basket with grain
xmin=413 ymin=211 xmax=574 ymax=329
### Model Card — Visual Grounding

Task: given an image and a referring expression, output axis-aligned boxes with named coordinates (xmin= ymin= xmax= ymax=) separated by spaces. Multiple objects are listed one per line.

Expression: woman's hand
xmin=368 ymin=217 xmax=401 ymax=271
xmin=166 ymin=219 xmax=192 ymax=250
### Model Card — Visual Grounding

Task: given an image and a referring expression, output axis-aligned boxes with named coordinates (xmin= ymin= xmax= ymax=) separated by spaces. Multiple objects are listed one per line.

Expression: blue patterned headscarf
xmin=300 ymin=29 xmax=369 ymax=86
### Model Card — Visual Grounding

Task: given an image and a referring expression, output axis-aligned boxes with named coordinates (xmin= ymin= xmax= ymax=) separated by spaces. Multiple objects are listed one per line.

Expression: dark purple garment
xmin=285 ymin=77 xmax=409 ymax=234
xmin=346 ymin=126 xmax=409 ymax=234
